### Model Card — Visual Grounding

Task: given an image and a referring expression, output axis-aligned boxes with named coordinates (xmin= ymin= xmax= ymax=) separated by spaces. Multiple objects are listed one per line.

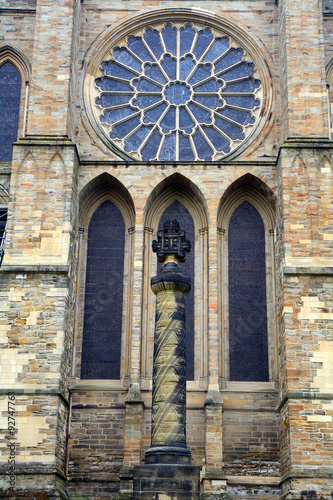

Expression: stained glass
xmin=81 ymin=200 xmax=125 ymax=380
xmin=94 ymin=22 xmax=262 ymax=161
xmin=228 ymin=202 xmax=269 ymax=382
xmin=0 ymin=62 xmax=21 ymax=161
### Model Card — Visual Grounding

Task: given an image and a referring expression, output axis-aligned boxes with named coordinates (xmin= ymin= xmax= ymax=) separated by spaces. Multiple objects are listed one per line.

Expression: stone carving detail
xmin=152 ymin=218 xmax=191 ymax=262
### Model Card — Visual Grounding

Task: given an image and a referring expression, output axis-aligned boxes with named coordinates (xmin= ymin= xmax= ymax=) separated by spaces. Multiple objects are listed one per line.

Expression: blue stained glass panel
xmin=223 ymin=78 xmax=260 ymax=93
xmin=127 ymin=36 xmax=154 ymax=62
xmin=133 ymin=94 xmax=162 ymax=109
xmin=101 ymin=61 xmax=137 ymax=80
xmin=96 ymin=94 xmax=134 ymax=107
xmin=220 ymin=107 xmax=255 ymax=126
xmin=81 ymin=200 xmax=125 ymax=380
xmin=133 ymin=77 xmax=161 ymax=92
xmin=192 ymin=129 xmax=213 ymax=160
xmin=194 ymin=78 xmax=223 ymax=92
xmin=222 ymin=62 xmax=254 ymax=81
xmin=160 ymin=106 xmax=176 ymax=133
xmin=180 ymin=24 xmax=195 ymax=56
xmin=162 ymin=24 xmax=177 ymax=56
xmin=214 ymin=49 xmax=244 ymax=73
xmin=144 ymin=63 xmax=167 ymax=84
xmin=188 ymin=64 xmax=212 ymax=85
xmin=193 ymin=95 xmax=223 ymax=110
xmin=143 ymin=102 xmax=167 ymax=123
xmin=214 ymin=116 xmax=244 ymax=140
xmin=161 ymin=55 xmax=177 ymax=80
xmin=193 ymin=29 xmax=213 ymax=60
xmin=95 ymin=77 xmax=132 ymax=92
xmin=144 ymin=28 xmax=164 ymax=59
xmin=179 ymin=133 xmax=195 ymax=161
xmin=159 ymin=132 xmax=176 ymax=161
xmin=203 ymin=37 xmax=229 ymax=63
xmin=141 ymin=128 xmax=162 ymax=160
xmin=223 ymin=95 xmax=260 ymax=109
xmin=0 ymin=62 xmax=21 ymax=160
xmin=228 ymin=202 xmax=269 ymax=382
xmin=113 ymin=47 xmax=142 ymax=72
xmin=124 ymin=125 xmax=153 ymax=151
xmin=100 ymin=106 xmax=138 ymax=125
xmin=188 ymin=102 xmax=212 ymax=124
xmin=202 ymin=126 xmax=230 ymax=152
xmin=110 ymin=115 xmax=141 ymax=139
xmin=179 ymin=107 xmax=195 ymax=134
xmin=180 ymin=55 xmax=196 ymax=80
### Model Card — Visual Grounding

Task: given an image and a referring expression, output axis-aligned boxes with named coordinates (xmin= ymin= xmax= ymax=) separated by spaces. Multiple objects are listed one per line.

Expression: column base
xmin=145 ymin=446 xmax=192 ymax=465
xmin=133 ymin=463 xmax=200 ymax=500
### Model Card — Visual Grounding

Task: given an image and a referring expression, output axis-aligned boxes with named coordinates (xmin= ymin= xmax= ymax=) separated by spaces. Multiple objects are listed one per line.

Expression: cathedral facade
xmin=0 ymin=0 xmax=333 ymax=498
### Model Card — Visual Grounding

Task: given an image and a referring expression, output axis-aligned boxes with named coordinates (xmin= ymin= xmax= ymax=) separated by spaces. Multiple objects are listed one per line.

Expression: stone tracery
xmin=93 ymin=22 xmax=263 ymax=161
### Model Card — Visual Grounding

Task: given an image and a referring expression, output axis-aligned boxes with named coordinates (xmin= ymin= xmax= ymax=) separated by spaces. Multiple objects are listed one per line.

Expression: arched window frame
xmin=325 ymin=58 xmax=333 ymax=139
xmin=142 ymin=175 xmax=209 ymax=390
xmin=73 ymin=175 xmax=135 ymax=388
xmin=217 ymin=185 xmax=277 ymax=389
xmin=0 ymin=46 xmax=31 ymax=157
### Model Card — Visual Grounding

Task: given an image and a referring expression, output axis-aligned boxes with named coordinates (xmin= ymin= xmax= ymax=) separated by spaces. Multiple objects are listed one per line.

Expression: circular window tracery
xmin=92 ymin=20 xmax=265 ymax=161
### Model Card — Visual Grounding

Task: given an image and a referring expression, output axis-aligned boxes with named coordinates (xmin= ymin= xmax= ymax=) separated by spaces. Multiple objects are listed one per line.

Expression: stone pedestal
xmin=133 ymin=464 xmax=200 ymax=500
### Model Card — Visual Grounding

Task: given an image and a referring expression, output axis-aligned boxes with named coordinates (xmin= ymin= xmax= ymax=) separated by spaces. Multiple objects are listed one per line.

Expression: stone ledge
xmin=0 ymin=388 xmax=69 ymax=406
xmin=0 ymin=264 xmax=70 ymax=274
xmin=281 ymin=137 xmax=333 ymax=148
xmin=278 ymin=392 xmax=333 ymax=410
xmin=226 ymin=475 xmax=280 ymax=485
xmin=283 ymin=266 xmax=333 ymax=276
xmin=281 ymin=467 xmax=333 ymax=484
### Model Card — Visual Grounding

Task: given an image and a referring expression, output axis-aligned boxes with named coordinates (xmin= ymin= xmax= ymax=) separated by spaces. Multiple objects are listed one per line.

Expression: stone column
xmin=133 ymin=219 xmax=200 ymax=500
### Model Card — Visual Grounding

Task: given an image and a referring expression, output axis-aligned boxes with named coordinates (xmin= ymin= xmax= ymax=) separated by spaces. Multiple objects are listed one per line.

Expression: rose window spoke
xmin=94 ymin=21 xmax=263 ymax=161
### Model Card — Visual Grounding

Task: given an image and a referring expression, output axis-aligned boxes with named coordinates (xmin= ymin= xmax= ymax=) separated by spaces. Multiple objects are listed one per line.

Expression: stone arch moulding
xmin=0 ymin=45 xmax=31 ymax=141
xmin=83 ymin=8 xmax=275 ymax=162
xmin=141 ymin=173 xmax=209 ymax=389
xmin=73 ymin=173 xmax=135 ymax=388
xmin=325 ymin=58 xmax=333 ymax=139
xmin=217 ymin=173 xmax=277 ymax=389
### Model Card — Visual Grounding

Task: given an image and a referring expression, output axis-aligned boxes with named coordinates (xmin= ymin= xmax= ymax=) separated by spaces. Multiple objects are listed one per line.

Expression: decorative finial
xmin=152 ymin=219 xmax=191 ymax=263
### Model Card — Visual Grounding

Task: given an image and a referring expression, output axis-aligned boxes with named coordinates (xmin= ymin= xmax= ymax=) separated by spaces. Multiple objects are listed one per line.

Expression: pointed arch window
xmin=0 ymin=61 xmax=21 ymax=161
xmin=158 ymin=200 xmax=195 ymax=380
xmin=81 ymin=200 xmax=125 ymax=379
xmin=218 ymin=181 xmax=276 ymax=385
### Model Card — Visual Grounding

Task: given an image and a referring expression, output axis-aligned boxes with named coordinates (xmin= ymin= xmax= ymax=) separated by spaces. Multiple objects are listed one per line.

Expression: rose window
xmin=94 ymin=22 xmax=263 ymax=161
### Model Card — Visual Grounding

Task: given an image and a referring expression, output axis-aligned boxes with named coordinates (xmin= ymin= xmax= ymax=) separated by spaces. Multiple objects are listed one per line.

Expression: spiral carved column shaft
xmin=151 ymin=280 xmax=190 ymax=448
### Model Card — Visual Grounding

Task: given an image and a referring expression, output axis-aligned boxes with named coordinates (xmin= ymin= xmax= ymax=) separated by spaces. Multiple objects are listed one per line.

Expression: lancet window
xmin=81 ymin=200 xmax=125 ymax=379
xmin=0 ymin=61 xmax=21 ymax=161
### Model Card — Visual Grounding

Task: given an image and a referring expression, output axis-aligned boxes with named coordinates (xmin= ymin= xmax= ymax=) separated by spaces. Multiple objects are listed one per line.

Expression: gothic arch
xmin=0 ymin=46 xmax=31 ymax=149
xmin=74 ymin=173 xmax=135 ymax=385
xmin=141 ymin=173 xmax=209 ymax=388
xmin=217 ymin=174 xmax=277 ymax=386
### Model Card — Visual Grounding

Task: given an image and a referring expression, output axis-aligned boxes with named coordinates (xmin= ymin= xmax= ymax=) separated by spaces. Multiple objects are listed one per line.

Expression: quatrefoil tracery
xmin=94 ymin=22 xmax=262 ymax=161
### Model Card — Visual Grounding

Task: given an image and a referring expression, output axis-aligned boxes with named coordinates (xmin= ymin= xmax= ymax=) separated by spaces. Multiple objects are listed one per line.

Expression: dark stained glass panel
xmin=228 ymin=201 xmax=269 ymax=382
xmin=81 ymin=200 xmax=125 ymax=379
xmin=158 ymin=201 xmax=195 ymax=380
xmin=0 ymin=62 xmax=21 ymax=161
